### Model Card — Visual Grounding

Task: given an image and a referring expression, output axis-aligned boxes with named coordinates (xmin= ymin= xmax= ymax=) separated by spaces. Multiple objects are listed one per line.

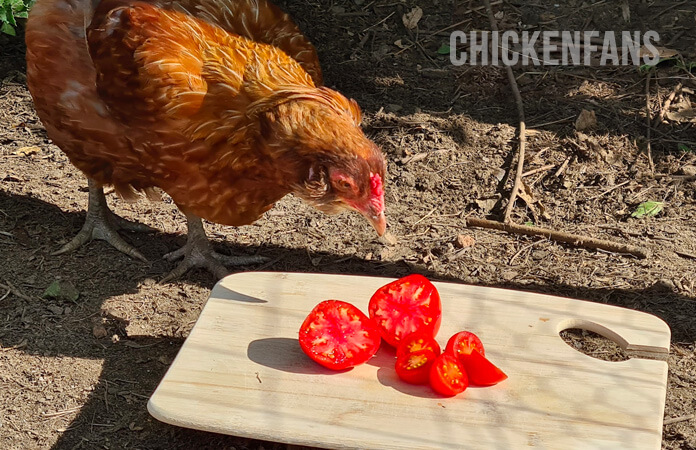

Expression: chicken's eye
xmin=338 ymin=180 xmax=353 ymax=190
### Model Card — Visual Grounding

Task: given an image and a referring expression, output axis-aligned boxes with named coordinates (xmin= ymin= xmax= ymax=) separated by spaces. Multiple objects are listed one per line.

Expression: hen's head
xmin=260 ymin=88 xmax=387 ymax=235
xmin=304 ymin=152 xmax=387 ymax=236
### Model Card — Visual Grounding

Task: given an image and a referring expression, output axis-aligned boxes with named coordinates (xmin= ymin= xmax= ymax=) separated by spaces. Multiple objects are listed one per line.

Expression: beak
xmin=366 ymin=211 xmax=387 ymax=236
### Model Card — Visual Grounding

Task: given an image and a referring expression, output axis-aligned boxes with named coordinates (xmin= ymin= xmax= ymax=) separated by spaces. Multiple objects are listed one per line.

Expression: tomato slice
xmin=396 ymin=331 xmax=441 ymax=359
xmin=395 ymin=348 xmax=438 ymax=385
xmin=461 ymin=350 xmax=508 ymax=386
xmin=368 ymin=274 xmax=442 ymax=348
xmin=445 ymin=330 xmax=485 ymax=359
xmin=298 ymin=300 xmax=381 ymax=370
xmin=429 ymin=353 xmax=468 ymax=396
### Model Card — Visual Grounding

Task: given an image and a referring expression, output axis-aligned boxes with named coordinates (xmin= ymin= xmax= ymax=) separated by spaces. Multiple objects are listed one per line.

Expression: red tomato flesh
xmin=368 ymin=274 xmax=442 ymax=348
xmin=445 ymin=330 xmax=485 ymax=359
xmin=395 ymin=348 xmax=438 ymax=385
xmin=429 ymin=353 xmax=468 ymax=396
xmin=396 ymin=331 xmax=441 ymax=359
xmin=461 ymin=349 xmax=508 ymax=386
xmin=298 ymin=300 xmax=381 ymax=370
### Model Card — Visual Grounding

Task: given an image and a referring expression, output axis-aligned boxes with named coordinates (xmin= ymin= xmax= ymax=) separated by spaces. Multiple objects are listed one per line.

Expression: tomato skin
xmin=429 ymin=353 xmax=469 ymax=396
xmin=460 ymin=349 xmax=508 ymax=386
xmin=298 ymin=300 xmax=381 ymax=370
xmin=368 ymin=274 xmax=442 ymax=348
xmin=396 ymin=331 xmax=441 ymax=359
xmin=445 ymin=331 xmax=485 ymax=359
xmin=395 ymin=349 xmax=438 ymax=385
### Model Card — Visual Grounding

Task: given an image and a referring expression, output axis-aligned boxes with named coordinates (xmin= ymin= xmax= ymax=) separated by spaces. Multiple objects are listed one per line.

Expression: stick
xmin=675 ymin=250 xmax=696 ymax=260
xmin=588 ymin=180 xmax=630 ymax=200
xmin=482 ymin=0 xmax=527 ymax=223
xmin=0 ymin=281 xmax=34 ymax=302
xmin=653 ymin=83 xmax=682 ymax=127
xmin=663 ymin=414 xmax=694 ymax=426
xmin=466 ymin=218 xmax=650 ymax=259
xmin=555 ymin=156 xmax=572 ymax=177
xmin=361 ymin=11 xmax=395 ymax=32
xmin=645 ymin=71 xmax=655 ymax=173
xmin=426 ymin=0 xmax=502 ymax=36
xmin=522 ymin=164 xmax=556 ymax=178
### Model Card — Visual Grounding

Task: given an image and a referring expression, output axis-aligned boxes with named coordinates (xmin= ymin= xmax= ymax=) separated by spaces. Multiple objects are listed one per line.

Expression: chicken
xmin=25 ymin=0 xmax=386 ymax=280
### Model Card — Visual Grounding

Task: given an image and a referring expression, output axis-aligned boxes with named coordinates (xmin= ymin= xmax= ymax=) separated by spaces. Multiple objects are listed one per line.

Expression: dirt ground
xmin=1 ymin=0 xmax=696 ymax=448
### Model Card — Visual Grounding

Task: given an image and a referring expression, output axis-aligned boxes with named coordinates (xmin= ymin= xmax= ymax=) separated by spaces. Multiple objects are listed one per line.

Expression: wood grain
xmin=148 ymin=272 xmax=670 ymax=449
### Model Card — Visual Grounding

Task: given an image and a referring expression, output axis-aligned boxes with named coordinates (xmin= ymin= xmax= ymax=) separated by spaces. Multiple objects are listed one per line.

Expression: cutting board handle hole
xmin=558 ymin=320 xmax=630 ymax=362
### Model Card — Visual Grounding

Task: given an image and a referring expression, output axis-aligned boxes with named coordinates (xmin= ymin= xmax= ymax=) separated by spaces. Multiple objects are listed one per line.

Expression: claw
xmin=160 ymin=213 xmax=268 ymax=282
xmin=54 ymin=179 xmax=150 ymax=262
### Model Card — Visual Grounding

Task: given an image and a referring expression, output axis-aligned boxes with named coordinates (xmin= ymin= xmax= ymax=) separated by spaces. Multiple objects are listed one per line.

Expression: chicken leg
xmin=53 ymin=179 xmax=153 ymax=261
xmin=161 ymin=212 xmax=268 ymax=282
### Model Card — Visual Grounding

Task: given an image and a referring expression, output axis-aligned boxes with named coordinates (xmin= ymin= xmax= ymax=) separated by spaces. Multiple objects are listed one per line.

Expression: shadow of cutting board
xmin=148 ymin=272 xmax=670 ymax=449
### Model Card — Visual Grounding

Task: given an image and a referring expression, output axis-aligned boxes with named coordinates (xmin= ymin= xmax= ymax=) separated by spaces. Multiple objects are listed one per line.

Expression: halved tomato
xmin=445 ymin=330 xmax=485 ymax=359
xmin=298 ymin=300 xmax=381 ymax=370
xmin=461 ymin=349 xmax=508 ymax=386
xmin=396 ymin=330 xmax=441 ymax=359
xmin=395 ymin=348 xmax=438 ymax=385
xmin=368 ymin=274 xmax=442 ymax=348
xmin=429 ymin=353 xmax=468 ymax=396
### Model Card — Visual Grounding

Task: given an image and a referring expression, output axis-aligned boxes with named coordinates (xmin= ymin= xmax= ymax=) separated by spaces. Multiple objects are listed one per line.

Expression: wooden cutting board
xmin=148 ymin=272 xmax=670 ymax=449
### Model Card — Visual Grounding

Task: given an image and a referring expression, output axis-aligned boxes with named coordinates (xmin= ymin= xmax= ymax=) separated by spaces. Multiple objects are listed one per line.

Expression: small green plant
xmin=436 ymin=43 xmax=451 ymax=55
xmin=631 ymin=201 xmax=664 ymax=219
xmin=1 ymin=0 xmax=33 ymax=36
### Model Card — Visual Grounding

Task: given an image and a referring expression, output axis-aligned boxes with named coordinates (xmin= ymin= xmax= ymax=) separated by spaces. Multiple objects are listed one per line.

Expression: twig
xmin=675 ymin=251 xmax=696 ymax=260
xmin=361 ymin=11 xmax=395 ymax=32
xmin=482 ymin=0 xmax=527 ymax=223
xmin=1 ymin=339 xmax=27 ymax=352
xmin=413 ymin=208 xmax=437 ymax=226
xmin=588 ymin=180 xmax=630 ymax=200
xmin=522 ymin=164 xmax=555 ymax=178
xmin=555 ymin=156 xmax=572 ymax=177
xmin=0 ymin=280 xmax=34 ymax=302
xmin=509 ymin=241 xmax=542 ymax=265
xmin=653 ymin=1 xmax=687 ymax=20
xmin=103 ymin=381 xmax=110 ymax=414
xmin=653 ymin=83 xmax=682 ymax=127
xmin=529 ymin=115 xmax=575 ymax=129
xmin=425 ymin=0 xmax=502 ymax=36
xmin=663 ymin=414 xmax=694 ymax=425
xmin=466 ymin=217 xmax=650 ymax=259
xmin=42 ymin=406 xmax=81 ymax=418
xmin=645 ymin=71 xmax=655 ymax=173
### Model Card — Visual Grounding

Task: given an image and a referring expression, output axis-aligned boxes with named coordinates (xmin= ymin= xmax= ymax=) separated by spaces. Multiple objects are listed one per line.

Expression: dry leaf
xmin=394 ymin=39 xmax=407 ymax=49
xmin=575 ymin=109 xmax=597 ymax=131
xmin=13 ymin=146 xmax=40 ymax=157
xmin=640 ymin=46 xmax=680 ymax=60
xmin=501 ymin=270 xmax=518 ymax=281
xmin=475 ymin=198 xmax=497 ymax=213
xmin=455 ymin=234 xmax=476 ymax=249
xmin=402 ymin=6 xmax=423 ymax=30
xmin=665 ymin=99 xmax=696 ymax=123
xmin=620 ymin=0 xmax=630 ymax=22
xmin=679 ymin=165 xmax=696 ymax=177
xmin=519 ymin=182 xmax=551 ymax=221
xmin=92 ymin=325 xmax=108 ymax=339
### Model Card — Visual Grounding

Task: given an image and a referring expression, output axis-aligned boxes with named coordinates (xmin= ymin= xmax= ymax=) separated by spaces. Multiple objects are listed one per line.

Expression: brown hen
xmin=25 ymin=0 xmax=386 ymax=280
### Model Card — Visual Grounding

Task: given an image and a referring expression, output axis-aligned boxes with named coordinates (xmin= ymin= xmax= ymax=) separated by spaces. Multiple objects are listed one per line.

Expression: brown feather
xmin=26 ymin=0 xmax=384 ymax=229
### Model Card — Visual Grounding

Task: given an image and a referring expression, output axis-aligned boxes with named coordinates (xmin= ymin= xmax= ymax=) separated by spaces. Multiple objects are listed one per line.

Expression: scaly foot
xmin=53 ymin=179 xmax=153 ymax=262
xmin=161 ymin=213 xmax=268 ymax=282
